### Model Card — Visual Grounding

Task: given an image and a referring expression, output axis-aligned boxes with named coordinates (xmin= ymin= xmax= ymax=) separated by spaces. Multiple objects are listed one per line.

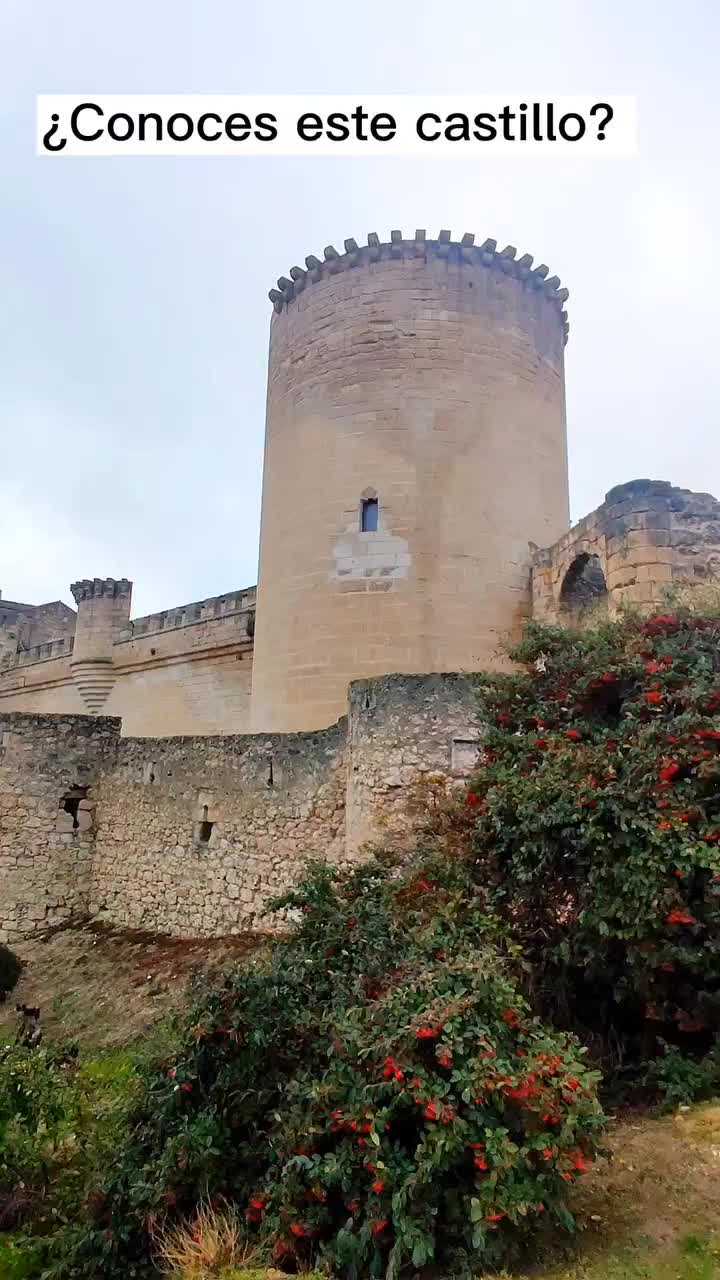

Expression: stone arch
xmin=559 ymin=552 xmax=608 ymax=612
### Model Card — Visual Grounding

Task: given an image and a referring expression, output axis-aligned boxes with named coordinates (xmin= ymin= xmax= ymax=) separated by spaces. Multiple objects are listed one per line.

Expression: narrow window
xmin=197 ymin=804 xmax=213 ymax=844
xmin=361 ymin=497 xmax=378 ymax=532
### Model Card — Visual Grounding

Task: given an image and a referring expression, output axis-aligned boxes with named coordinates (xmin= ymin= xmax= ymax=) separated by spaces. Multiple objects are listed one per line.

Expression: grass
xmin=4 ymin=927 xmax=720 ymax=1280
xmin=510 ymin=1232 xmax=720 ymax=1278
xmin=0 ymin=922 xmax=266 ymax=1051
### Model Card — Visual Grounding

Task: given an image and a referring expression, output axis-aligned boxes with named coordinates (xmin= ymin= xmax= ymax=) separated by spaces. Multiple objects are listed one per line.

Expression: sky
xmin=1 ymin=0 xmax=718 ymax=617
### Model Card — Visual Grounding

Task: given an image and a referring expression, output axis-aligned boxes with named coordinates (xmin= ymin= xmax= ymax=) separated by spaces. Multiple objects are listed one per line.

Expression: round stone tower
xmin=250 ymin=229 xmax=570 ymax=733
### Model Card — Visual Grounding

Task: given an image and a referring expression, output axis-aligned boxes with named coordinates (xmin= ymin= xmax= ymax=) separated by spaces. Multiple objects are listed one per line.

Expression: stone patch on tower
xmin=331 ymin=514 xmax=411 ymax=590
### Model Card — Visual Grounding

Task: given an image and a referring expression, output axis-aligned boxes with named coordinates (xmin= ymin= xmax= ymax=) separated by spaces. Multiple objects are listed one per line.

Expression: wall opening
xmin=361 ymin=497 xmax=379 ymax=533
xmin=560 ymin=553 xmax=608 ymax=613
xmin=59 ymin=785 xmax=88 ymax=830
xmin=193 ymin=805 xmax=215 ymax=846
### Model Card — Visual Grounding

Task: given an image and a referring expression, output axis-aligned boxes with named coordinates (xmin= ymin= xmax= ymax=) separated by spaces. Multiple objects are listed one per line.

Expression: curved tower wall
xmin=250 ymin=231 xmax=570 ymax=733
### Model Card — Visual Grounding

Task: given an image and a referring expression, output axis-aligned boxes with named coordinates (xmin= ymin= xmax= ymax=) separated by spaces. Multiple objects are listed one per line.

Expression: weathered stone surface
xmin=0 ymin=675 xmax=481 ymax=942
xmin=532 ymin=481 xmax=720 ymax=623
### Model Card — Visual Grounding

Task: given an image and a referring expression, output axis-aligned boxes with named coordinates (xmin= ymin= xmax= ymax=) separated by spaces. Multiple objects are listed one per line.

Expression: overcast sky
xmin=1 ymin=0 xmax=718 ymax=617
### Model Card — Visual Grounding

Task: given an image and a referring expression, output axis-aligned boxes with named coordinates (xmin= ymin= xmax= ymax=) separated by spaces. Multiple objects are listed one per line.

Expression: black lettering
xmin=42 ymin=113 xmax=67 ymax=152
xmin=255 ymin=112 xmax=277 ymax=141
xmin=167 ymin=113 xmax=194 ymax=141
xmin=498 ymin=106 xmax=515 ymax=141
xmin=518 ymin=102 xmax=528 ymax=141
xmin=558 ymin=112 xmax=585 ymax=141
xmin=71 ymin=101 xmax=103 ymax=142
xmin=416 ymin=112 xmax=441 ymax=142
xmin=326 ymin=112 xmax=350 ymax=142
xmin=197 ymin=112 xmax=222 ymax=142
xmin=350 ymin=104 xmax=369 ymax=140
xmin=473 ymin=113 xmax=497 ymax=141
xmin=370 ymin=112 xmax=396 ymax=141
xmin=138 ymin=113 xmax=163 ymax=142
xmin=547 ymin=102 xmax=556 ymax=141
xmin=107 ymin=112 xmax=134 ymax=142
xmin=445 ymin=112 xmax=470 ymax=142
xmin=297 ymin=112 xmax=323 ymax=141
xmin=225 ymin=112 xmax=251 ymax=141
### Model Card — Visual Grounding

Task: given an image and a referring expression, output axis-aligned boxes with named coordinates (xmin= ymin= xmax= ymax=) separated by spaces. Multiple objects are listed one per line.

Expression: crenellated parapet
xmin=71 ymin=578 xmax=132 ymax=605
xmin=268 ymin=229 xmax=569 ymax=342
xmin=119 ymin=586 xmax=256 ymax=642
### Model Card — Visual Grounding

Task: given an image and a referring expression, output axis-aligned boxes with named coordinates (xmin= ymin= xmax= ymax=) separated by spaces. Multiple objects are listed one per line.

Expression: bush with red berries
xmin=60 ymin=860 xmax=604 ymax=1278
xmin=466 ymin=608 xmax=720 ymax=1074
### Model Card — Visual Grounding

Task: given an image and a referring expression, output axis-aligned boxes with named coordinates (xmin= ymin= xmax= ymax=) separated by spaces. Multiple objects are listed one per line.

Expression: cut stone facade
xmin=0 ymin=586 xmax=256 ymax=737
xmin=251 ymin=231 xmax=570 ymax=732
xmin=532 ymin=480 xmax=720 ymax=623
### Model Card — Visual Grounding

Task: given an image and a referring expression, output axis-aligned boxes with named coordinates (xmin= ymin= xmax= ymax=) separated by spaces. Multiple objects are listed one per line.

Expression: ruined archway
xmin=560 ymin=553 xmax=608 ymax=613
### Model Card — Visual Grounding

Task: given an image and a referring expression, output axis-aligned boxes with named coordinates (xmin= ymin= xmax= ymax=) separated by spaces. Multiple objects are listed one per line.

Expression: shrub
xmin=0 ymin=943 xmax=21 ymax=999
xmin=62 ymin=858 xmax=605 ymax=1279
xmin=648 ymin=1042 xmax=720 ymax=1108
xmin=466 ymin=610 xmax=720 ymax=1081
xmin=0 ymin=1236 xmax=46 ymax=1280
xmin=0 ymin=1043 xmax=139 ymax=1242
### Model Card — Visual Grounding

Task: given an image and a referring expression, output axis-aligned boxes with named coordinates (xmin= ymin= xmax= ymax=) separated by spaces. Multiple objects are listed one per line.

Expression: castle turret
xmin=70 ymin=577 xmax=132 ymax=713
xmin=250 ymin=230 xmax=570 ymax=732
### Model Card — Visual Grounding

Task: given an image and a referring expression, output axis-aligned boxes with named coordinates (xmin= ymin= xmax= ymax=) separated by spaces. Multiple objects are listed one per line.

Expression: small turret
xmin=69 ymin=578 xmax=132 ymax=713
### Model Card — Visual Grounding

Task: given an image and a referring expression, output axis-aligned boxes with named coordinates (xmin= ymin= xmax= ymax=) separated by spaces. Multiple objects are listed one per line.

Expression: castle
xmin=2 ymin=230 xmax=720 ymax=943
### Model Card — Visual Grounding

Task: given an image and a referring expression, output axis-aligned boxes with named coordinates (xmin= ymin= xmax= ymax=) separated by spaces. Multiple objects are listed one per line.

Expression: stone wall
xmin=89 ymin=722 xmax=347 ymax=936
xmin=532 ymin=480 xmax=720 ymax=622
xmin=0 ymin=713 xmax=119 ymax=943
xmin=345 ymin=673 xmax=484 ymax=855
xmin=0 ymin=588 xmax=256 ymax=737
xmin=0 ymin=672 xmax=486 ymax=942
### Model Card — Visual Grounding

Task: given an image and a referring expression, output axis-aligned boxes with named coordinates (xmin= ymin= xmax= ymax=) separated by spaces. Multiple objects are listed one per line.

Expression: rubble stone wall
xmin=0 ymin=713 xmax=119 ymax=943
xmin=0 ymin=673 xmax=486 ymax=942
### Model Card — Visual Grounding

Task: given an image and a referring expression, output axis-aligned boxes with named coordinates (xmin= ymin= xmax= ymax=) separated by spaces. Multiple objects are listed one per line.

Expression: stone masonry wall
xmin=1 ymin=673 xmax=487 ymax=942
xmin=0 ymin=713 xmax=120 ymax=943
xmin=345 ymin=673 xmax=484 ymax=856
xmin=251 ymin=231 xmax=569 ymax=734
xmin=532 ymin=480 xmax=720 ymax=622
xmin=89 ymin=723 xmax=347 ymax=936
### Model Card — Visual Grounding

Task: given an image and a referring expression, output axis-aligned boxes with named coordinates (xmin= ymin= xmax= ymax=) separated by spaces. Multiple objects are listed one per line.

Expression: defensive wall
xmin=532 ymin=479 xmax=720 ymax=620
xmin=2 ymin=477 xmax=720 ymax=944
xmin=0 ymin=673 xmax=482 ymax=942
xmin=0 ymin=582 xmax=256 ymax=737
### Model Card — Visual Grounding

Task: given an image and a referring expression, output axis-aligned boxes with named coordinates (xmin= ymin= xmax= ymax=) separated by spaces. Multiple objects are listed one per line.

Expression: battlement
xmin=71 ymin=577 xmax=132 ymax=604
xmin=15 ymin=636 xmax=75 ymax=666
xmin=268 ymin=229 xmax=569 ymax=342
xmin=117 ymin=586 xmax=256 ymax=642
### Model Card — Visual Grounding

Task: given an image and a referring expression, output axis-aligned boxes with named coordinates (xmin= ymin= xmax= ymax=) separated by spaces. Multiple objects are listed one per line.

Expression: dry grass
xmin=496 ymin=1104 xmax=720 ymax=1279
xmin=154 ymin=1202 xmax=260 ymax=1278
xmin=0 ymin=922 xmax=267 ymax=1050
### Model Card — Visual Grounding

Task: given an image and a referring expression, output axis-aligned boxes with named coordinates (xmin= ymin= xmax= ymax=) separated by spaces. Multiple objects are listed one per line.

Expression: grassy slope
xmin=0 ymin=923 xmax=265 ymax=1049
xmin=2 ymin=928 xmax=719 ymax=1279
